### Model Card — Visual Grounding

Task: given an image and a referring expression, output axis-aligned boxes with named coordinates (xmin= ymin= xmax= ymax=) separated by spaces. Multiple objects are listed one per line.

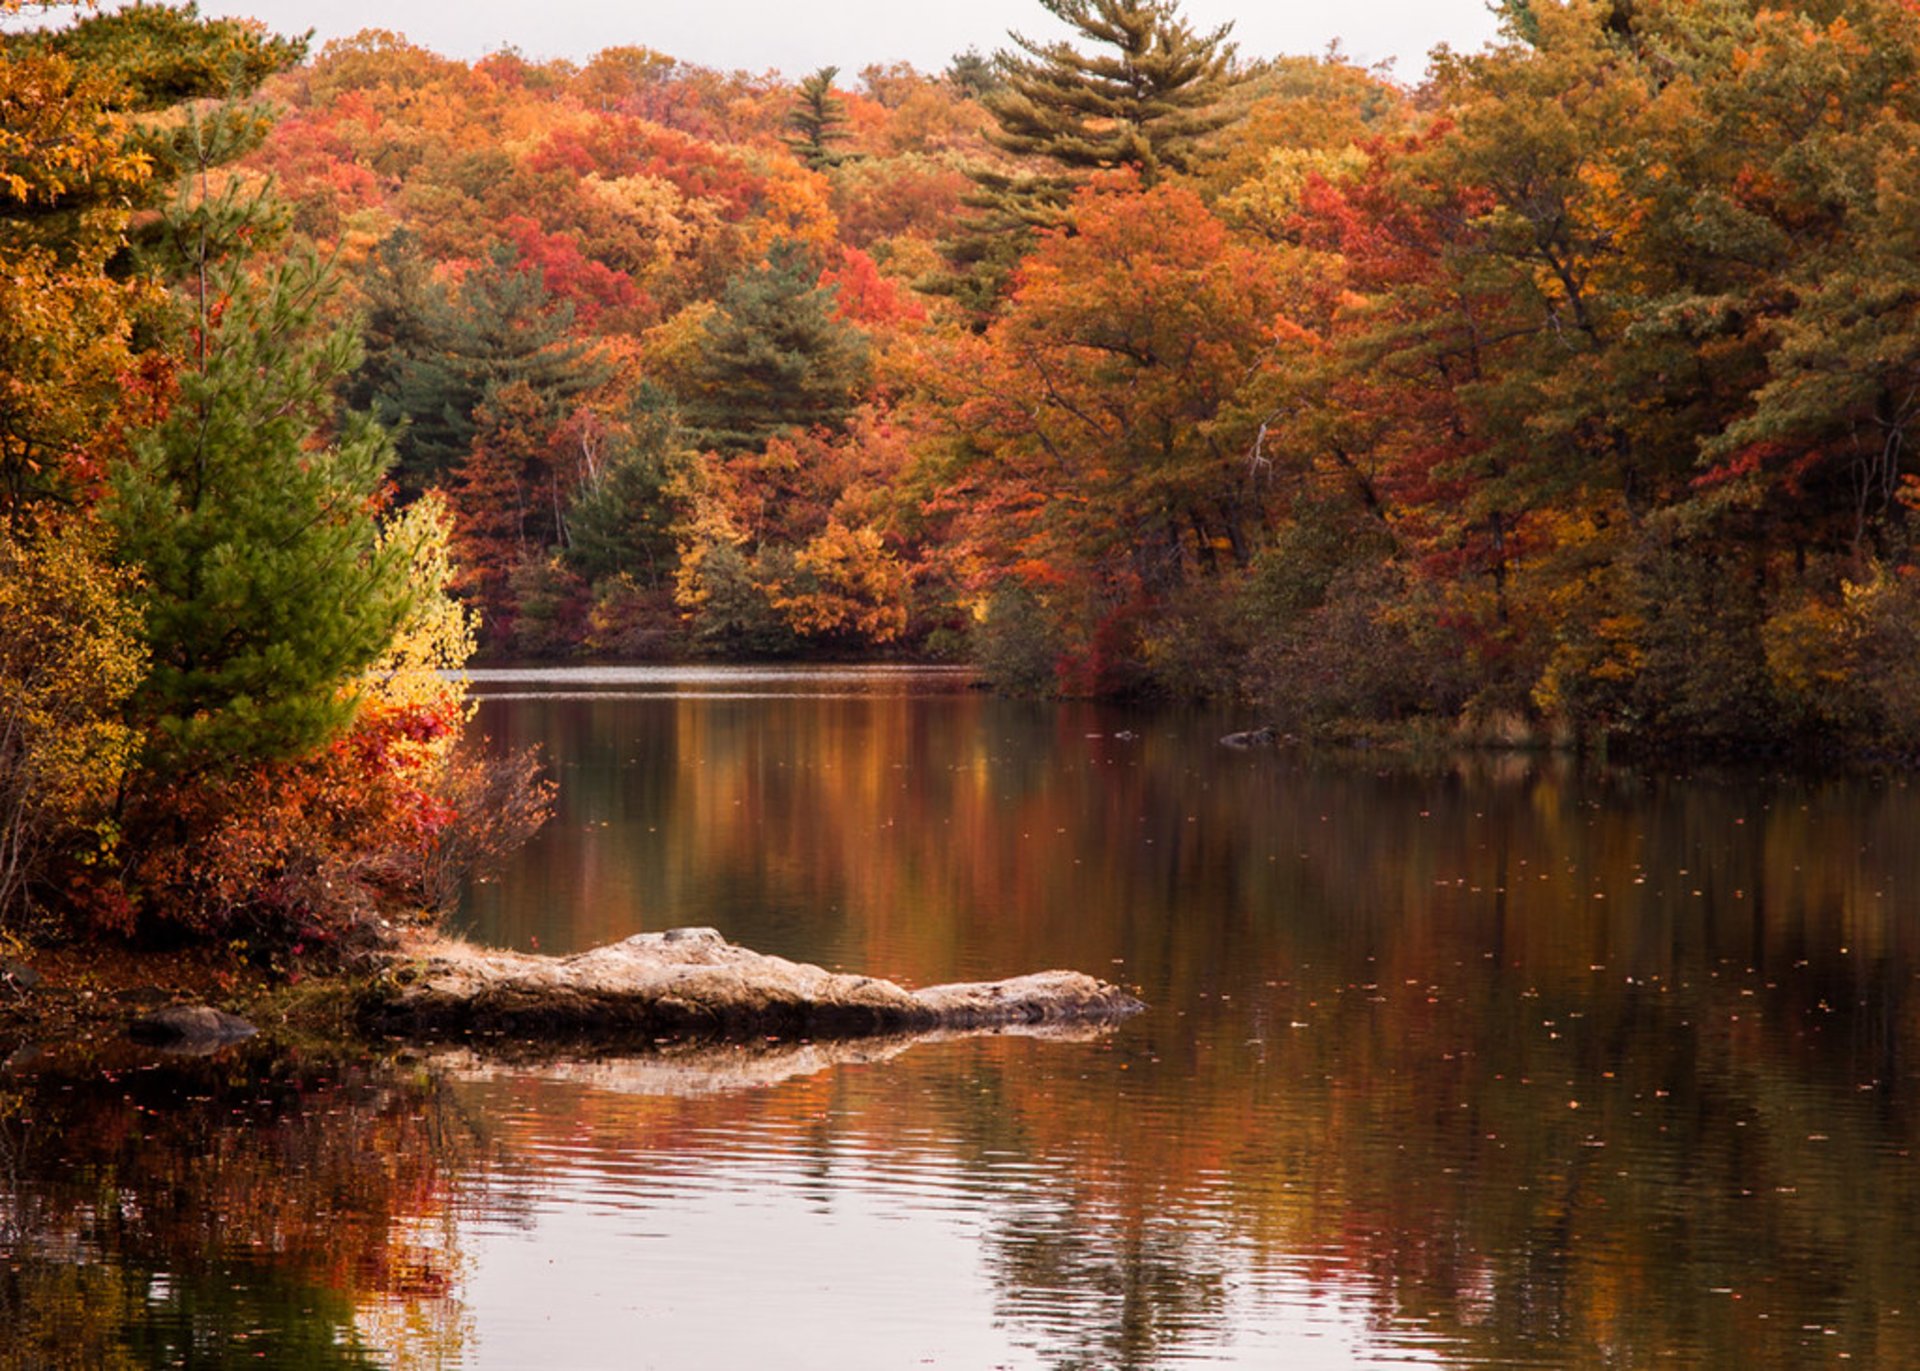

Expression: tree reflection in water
xmin=986 ymin=1203 xmax=1230 ymax=1370
xmin=0 ymin=1044 xmax=482 ymax=1370
xmin=447 ymin=675 xmax=1920 ymax=1367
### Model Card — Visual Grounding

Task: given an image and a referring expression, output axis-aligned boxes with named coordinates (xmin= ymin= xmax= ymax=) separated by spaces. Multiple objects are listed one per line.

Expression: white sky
xmin=170 ymin=0 xmax=1505 ymax=83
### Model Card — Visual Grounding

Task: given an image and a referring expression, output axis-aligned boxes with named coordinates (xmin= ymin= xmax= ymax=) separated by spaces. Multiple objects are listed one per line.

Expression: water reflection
xmin=8 ymin=669 xmax=1920 ymax=1367
xmin=448 ymin=671 xmax=1920 ymax=1366
xmin=0 ymin=1045 xmax=477 ymax=1369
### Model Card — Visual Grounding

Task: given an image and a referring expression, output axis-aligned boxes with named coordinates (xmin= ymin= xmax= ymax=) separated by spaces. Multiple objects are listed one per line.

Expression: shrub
xmin=972 ymin=582 xmax=1061 ymax=696
xmin=585 ymin=574 xmax=684 ymax=658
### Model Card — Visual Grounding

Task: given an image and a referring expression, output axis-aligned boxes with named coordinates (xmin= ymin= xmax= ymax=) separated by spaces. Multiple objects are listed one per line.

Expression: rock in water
xmin=1220 ymin=726 xmax=1278 ymax=749
xmin=129 ymin=1005 xmax=259 ymax=1051
xmin=370 ymin=927 xmax=1146 ymax=1042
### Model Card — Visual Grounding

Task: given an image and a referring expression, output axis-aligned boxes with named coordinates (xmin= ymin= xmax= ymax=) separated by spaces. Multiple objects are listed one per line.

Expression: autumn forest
xmin=5 ymin=0 xmax=1920 ymax=937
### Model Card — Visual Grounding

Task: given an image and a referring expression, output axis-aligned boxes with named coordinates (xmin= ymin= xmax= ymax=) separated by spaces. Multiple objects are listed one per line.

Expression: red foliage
xmin=528 ymin=118 xmax=765 ymax=221
xmin=501 ymin=215 xmax=644 ymax=324
xmin=1054 ymin=588 xmax=1154 ymax=699
xmin=1691 ymin=443 xmax=1774 ymax=490
xmin=122 ymin=698 xmax=464 ymax=939
xmin=247 ymin=109 xmax=386 ymax=233
xmin=820 ymin=246 xmax=925 ymax=327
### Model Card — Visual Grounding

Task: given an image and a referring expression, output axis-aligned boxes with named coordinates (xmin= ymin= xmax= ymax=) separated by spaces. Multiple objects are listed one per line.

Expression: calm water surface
xmin=8 ymin=665 xmax=1920 ymax=1369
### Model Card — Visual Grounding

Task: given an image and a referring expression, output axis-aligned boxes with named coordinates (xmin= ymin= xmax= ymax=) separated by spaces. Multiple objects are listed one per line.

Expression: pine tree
xmin=355 ymin=236 xmax=611 ymax=495
xmin=564 ymin=387 xmax=693 ymax=587
xmin=989 ymin=0 xmax=1242 ymax=189
xmin=783 ymin=66 xmax=853 ymax=171
xmin=341 ymin=229 xmax=439 ymax=438
xmin=109 ymin=165 xmax=417 ymax=772
xmin=945 ymin=48 xmax=1002 ymax=99
xmin=937 ymin=0 xmax=1244 ymax=313
xmin=0 ymin=2 xmax=304 ymax=514
xmin=680 ymin=240 xmax=871 ymax=454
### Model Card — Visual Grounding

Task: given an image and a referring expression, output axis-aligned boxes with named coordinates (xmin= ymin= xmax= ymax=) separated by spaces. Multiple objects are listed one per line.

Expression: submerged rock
xmin=1220 ymin=726 xmax=1279 ymax=749
xmin=369 ymin=927 xmax=1145 ymax=1042
xmin=128 ymin=1004 xmax=259 ymax=1051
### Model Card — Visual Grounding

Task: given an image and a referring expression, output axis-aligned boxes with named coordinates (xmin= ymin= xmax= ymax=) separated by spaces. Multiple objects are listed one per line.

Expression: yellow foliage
xmin=1220 ymin=145 xmax=1368 ymax=239
xmin=774 ymin=519 xmax=910 ymax=643
xmin=0 ymin=519 xmax=145 ymax=921
xmin=670 ymin=486 xmax=748 ymax=616
xmin=640 ymin=299 xmax=720 ymax=386
xmin=355 ymin=493 xmax=477 ymax=754
xmin=744 ymin=159 xmax=838 ymax=258
xmin=580 ymin=171 xmax=719 ymax=265
xmin=1763 ymin=594 xmax=1852 ymax=700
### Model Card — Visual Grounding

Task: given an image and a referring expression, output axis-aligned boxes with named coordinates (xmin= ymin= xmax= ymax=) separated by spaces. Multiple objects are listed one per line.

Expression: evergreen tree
xmin=937 ymin=0 xmax=1244 ymax=313
xmin=109 ymin=166 xmax=417 ymax=773
xmin=783 ymin=66 xmax=853 ymax=171
xmin=354 ymin=236 xmax=610 ymax=494
xmin=38 ymin=2 xmax=305 ymax=116
xmin=340 ymin=229 xmax=438 ymax=435
xmin=564 ymin=387 xmax=693 ymax=587
xmin=945 ymin=47 xmax=1002 ymax=99
xmin=0 ymin=2 xmax=304 ymax=514
xmin=989 ymin=0 xmax=1242 ymax=188
xmin=680 ymin=240 xmax=870 ymax=454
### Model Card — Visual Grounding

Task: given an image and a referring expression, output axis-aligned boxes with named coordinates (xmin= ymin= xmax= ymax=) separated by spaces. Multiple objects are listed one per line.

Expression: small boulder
xmin=1221 ymin=726 xmax=1278 ymax=749
xmin=128 ymin=1005 xmax=258 ymax=1051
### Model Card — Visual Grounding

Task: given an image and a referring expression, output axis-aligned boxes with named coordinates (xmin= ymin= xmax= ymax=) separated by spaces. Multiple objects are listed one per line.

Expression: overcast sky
xmin=161 ymin=0 xmax=1505 ymax=83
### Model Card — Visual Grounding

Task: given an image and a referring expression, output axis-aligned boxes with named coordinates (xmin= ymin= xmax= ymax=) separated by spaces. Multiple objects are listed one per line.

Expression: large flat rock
xmin=368 ymin=927 xmax=1145 ymax=1042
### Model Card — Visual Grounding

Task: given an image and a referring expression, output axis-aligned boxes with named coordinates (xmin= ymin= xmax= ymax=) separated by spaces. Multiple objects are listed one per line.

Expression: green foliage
xmin=36 ymin=2 xmax=307 ymax=113
xmin=505 ymin=554 xmax=587 ymax=657
xmin=988 ymin=0 xmax=1243 ymax=185
xmin=784 ymin=66 xmax=853 ymax=171
xmin=109 ymin=177 xmax=417 ymax=773
xmin=354 ymin=234 xmax=610 ymax=494
xmin=973 ymin=583 xmax=1063 ymax=696
xmin=341 ymin=230 xmax=440 ymax=454
xmin=0 ymin=2 xmax=302 ymax=515
xmin=680 ymin=240 xmax=871 ymax=454
xmin=1612 ymin=543 xmax=1774 ymax=748
xmin=563 ymin=388 xmax=694 ymax=587
xmin=20 ymin=0 xmax=1920 ymax=771
xmin=1142 ymin=500 xmax=1395 ymax=702
xmin=676 ymin=539 xmax=802 ymax=657
xmin=1251 ymin=561 xmax=1481 ymax=735
xmin=2 ymin=3 xmax=304 ymax=240
xmin=945 ymin=47 xmax=1001 ymax=99
xmin=938 ymin=0 xmax=1244 ymax=313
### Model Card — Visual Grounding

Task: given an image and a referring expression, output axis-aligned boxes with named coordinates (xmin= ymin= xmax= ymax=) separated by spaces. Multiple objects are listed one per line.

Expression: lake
xmin=7 ymin=665 xmax=1920 ymax=1368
